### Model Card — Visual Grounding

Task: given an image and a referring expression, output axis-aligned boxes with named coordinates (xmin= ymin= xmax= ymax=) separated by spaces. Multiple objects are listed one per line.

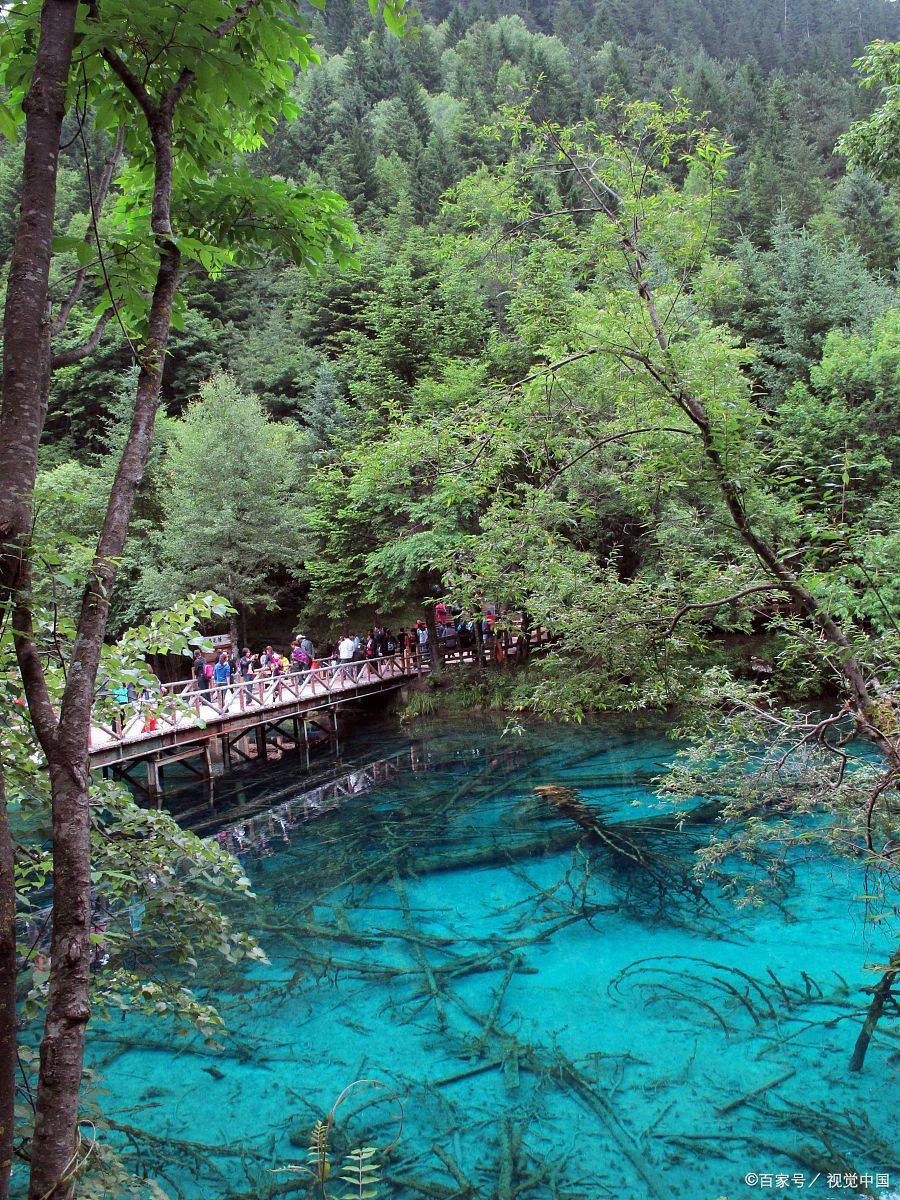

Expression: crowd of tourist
xmin=187 ymin=621 xmax=433 ymax=712
xmin=101 ymin=605 xmax=520 ymax=732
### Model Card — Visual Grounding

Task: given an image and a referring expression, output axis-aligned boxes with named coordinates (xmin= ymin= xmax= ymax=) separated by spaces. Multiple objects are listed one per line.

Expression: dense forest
xmin=10 ymin=0 xmax=899 ymax=650
xmin=1 ymin=0 xmax=899 ymax=1196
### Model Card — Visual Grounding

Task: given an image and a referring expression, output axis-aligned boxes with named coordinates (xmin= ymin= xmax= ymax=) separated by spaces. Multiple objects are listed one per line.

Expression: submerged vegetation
xmin=77 ymin=726 xmax=900 ymax=1198
xmin=0 ymin=0 xmax=898 ymax=1196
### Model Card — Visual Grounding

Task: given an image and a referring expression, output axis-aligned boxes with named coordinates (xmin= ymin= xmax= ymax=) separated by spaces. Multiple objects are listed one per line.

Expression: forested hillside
xmin=2 ymin=4 xmax=899 ymax=1195
xmin=7 ymin=0 xmax=896 ymax=662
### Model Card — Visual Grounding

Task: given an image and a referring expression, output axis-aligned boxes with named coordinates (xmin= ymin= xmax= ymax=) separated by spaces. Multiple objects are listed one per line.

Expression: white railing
xmin=90 ymin=651 xmax=423 ymax=752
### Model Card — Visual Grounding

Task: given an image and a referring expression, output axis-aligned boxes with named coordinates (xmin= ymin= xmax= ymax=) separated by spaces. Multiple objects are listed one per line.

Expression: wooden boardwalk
xmin=90 ymin=652 xmax=424 ymax=803
xmin=89 ymin=628 xmax=547 ymax=805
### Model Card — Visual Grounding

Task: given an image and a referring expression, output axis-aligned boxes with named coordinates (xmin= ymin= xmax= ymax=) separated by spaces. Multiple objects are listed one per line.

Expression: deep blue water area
xmin=84 ymin=718 xmax=899 ymax=1200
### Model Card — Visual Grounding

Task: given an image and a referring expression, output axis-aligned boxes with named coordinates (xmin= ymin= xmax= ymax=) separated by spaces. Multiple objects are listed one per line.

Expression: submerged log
xmin=849 ymin=945 xmax=900 ymax=1072
xmin=443 ymin=987 xmax=667 ymax=1200
xmin=394 ymin=868 xmax=448 ymax=1029
xmin=474 ymin=956 xmax=521 ymax=1058
xmin=715 ymin=1068 xmax=796 ymax=1116
xmin=533 ymin=785 xmax=709 ymax=907
xmin=540 ymin=1049 xmax=668 ymax=1200
xmin=432 ymin=1144 xmax=476 ymax=1198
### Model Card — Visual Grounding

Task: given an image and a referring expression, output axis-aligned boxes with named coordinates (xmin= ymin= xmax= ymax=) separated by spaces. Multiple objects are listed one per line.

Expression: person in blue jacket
xmin=212 ymin=651 xmax=232 ymax=710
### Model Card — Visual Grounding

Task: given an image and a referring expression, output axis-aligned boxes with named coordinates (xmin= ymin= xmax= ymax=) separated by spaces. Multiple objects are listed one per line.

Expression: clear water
xmin=86 ymin=718 xmax=899 ymax=1199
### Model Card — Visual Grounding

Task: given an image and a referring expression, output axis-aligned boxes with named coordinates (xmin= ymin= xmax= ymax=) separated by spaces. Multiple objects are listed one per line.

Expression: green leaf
xmin=0 ymin=100 xmax=19 ymax=143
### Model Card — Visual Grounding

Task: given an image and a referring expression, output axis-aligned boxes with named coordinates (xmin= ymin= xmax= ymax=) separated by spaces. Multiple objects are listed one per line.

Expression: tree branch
xmin=541 ymin=425 xmax=693 ymax=489
xmin=666 ymin=584 xmax=788 ymax=636
xmin=52 ymin=124 xmax=124 ymax=338
xmin=213 ymin=0 xmax=264 ymax=37
xmin=50 ymin=310 xmax=113 ymax=369
xmin=100 ymin=47 xmax=158 ymax=122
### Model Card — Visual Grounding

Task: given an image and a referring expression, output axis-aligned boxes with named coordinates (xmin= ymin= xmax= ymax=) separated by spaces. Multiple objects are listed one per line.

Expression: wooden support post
xmin=204 ymin=743 xmax=215 ymax=809
xmin=207 ymin=737 xmax=227 ymax=779
xmin=255 ymin=724 xmax=268 ymax=761
xmin=146 ymin=759 xmax=162 ymax=810
xmin=303 ymin=718 xmax=310 ymax=770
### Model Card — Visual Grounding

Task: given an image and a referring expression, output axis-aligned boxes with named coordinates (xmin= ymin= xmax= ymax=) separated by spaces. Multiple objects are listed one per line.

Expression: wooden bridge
xmin=90 ymin=652 xmax=425 ymax=805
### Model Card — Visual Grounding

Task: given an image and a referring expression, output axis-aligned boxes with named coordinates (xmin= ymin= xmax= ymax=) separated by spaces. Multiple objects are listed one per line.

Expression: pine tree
xmin=836 ymin=171 xmax=900 ymax=273
xmin=381 ymin=97 xmax=424 ymax=162
xmin=412 ymin=129 xmax=461 ymax=220
xmin=445 ymin=4 xmax=469 ymax=46
xmin=149 ymin=374 xmax=302 ymax=624
xmin=399 ymin=72 xmax=433 ymax=142
xmin=323 ymin=0 xmax=356 ymax=54
xmin=334 ymin=120 xmax=378 ymax=213
xmin=409 ymin=26 xmax=444 ymax=90
xmin=303 ymin=361 xmax=350 ymax=452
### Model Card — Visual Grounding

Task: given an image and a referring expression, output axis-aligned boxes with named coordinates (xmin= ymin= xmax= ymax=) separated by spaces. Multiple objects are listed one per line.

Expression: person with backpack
xmin=192 ymin=650 xmax=208 ymax=711
xmin=237 ymin=648 xmax=256 ymax=710
xmin=290 ymin=638 xmax=312 ymax=687
xmin=270 ymin=650 xmax=284 ymax=701
xmin=203 ymin=654 xmax=216 ymax=700
xmin=337 ymin=633 xmax=356 ymax=683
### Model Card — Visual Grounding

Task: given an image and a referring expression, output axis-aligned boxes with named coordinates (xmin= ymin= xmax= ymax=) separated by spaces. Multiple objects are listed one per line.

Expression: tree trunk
xmin=0 ymin=0 xmax=79 ymax=589
xmin=26 ymin=763 xmax=92 ymax=1200
xmin=424 ymin=607 xmax=444 ymax=670
xmin=27 ymin=240 xmax=182 ymax=1200
xmin=0 ymin=766 xmax=17 ymax=1200
xmin=849 ymin=946 xmax=900 ymax=1073
xmin=0 ymin=7 xmax=79 ymax=1193
xmin=473 ymin=619 xmax=485 ymax=671
xmin=621 ymin=231 xmax=900 ymax=776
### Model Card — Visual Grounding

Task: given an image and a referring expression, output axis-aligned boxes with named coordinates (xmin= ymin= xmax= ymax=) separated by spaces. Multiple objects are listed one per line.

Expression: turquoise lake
xmin=84 ymin=718 xmax=899 ymax=1200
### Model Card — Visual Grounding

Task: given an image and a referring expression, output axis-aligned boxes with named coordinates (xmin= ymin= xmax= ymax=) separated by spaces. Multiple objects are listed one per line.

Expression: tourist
xmin=289 ymin=638 xmax=303 ymax=673
xmin=256 ymin=658 xmax=271 ymax=705
xmin=337 ymin=633 xmax=356 ymax=682
xmin=416 ymin=619 xmax=431 ymax=662
xmin=237 ymin=647 xmax=256 ymax=709
xmin=291 ymin=637 xmax=313 ymax=682
xmin=271 ymin=650 xmax=284 ymax=700
xmin=299 ymin=632 xmax=315 ymax=662
xmin=112 ymin=680 xmax=130 ymax=735
xmin=212 ymin=651 xmax=232 ymax=711
xmin=398 ymin=627 xmax=411 ymax=671
xmin=260 ymin=645 xmax=276 ymax=668
xmin=192 ymin=650 xmax=207 ymax=710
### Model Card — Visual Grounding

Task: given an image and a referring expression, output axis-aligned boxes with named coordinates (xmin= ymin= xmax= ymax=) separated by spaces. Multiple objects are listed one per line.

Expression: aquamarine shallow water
xmin=87 ymin=718 xmax=898 ymax=1199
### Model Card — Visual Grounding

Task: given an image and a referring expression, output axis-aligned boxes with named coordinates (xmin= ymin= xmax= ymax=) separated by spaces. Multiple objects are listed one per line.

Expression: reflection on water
xmin=213 ymin=744 xmax=429 ymax=859
xmin=86 ymin=718 xmax=899 ymax=1200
